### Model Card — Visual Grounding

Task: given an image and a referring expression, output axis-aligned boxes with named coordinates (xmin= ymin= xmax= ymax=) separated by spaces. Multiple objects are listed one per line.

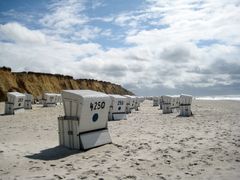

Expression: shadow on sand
xmin=0 ymin=113 xmax=13 ymax=116
xmin=176 ymin=113 xmax=194 ymax=118
xmin=25 ymin=146 xmax=82 ymax=160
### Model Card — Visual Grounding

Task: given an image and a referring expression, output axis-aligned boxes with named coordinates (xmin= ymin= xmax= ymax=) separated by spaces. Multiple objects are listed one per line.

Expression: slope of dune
xmin=0 ymin=67 xmax=134 ymax=101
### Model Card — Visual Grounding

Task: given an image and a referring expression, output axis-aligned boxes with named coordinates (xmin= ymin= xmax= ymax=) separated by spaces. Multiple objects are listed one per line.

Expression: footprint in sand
xmin=110 ymin=164 xmax=120 ymax=170
xmin=104 ymin=153 xmax=111 ymax=158
xmin=54 ymin=174 xmax=64 ymax=179
xmin=163 ymin=154 xmax=174 ymax=159
xmin=65 ymin=163 xmax=76 ymax=172
xmin=187 ymin=150 xmax=198 ymax=154
xmin=65 ymin=163 xmax=73 ymax=167
xmin=151 ymin=163 xmax=156 ymax=167
xmin=188 ymin=162 xmax=198 ymax=167
xmin=92 ymin=164 xmax=99 ymax=167
xmin=101 ymin=159 xmax=107 ymax=163
xmin=123 ymin=151 xmax=131 ymax=157
xmin=138 ymin=142 xmax=151 ymax=150
xmin=156 ymin=174 xmax=167 ymax=180
xmin=200 ymin=160 xmax=212 ymax=166
xmin=32 ymin=175 xmax=46 ymax=179
xmin=208 ymin=147 xmax=222 ymax=153
xmin=122 ymin=175 xmax=137 ymax=180
xmin=29 ymin=166 xmax=42 ymax=171
xmin=78 ymin=175 xmax=87 ymax=179
xmin=164 ymin=159 xmax=171 ymax=164
xmin=135 ymin=162 xmax=140 ymax=166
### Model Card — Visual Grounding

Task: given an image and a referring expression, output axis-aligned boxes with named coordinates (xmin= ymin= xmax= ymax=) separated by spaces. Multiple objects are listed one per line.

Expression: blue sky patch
xmin=196 ymin=39 xmax=225 ymax=48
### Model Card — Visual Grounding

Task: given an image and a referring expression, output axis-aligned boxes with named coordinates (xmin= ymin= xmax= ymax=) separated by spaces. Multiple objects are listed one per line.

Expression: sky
xmin=0 ymin=0 xmax=240 ymax=96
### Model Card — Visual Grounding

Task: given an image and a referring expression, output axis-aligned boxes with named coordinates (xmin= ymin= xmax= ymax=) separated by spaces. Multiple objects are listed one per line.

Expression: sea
xmin=195 ymin=95 xmax=240 ymax=101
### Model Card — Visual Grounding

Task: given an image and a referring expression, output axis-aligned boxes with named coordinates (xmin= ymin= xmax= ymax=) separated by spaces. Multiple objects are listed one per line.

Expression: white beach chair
xmin=24 ymin=93 xmax=33 ymax=109
xmin=42 ymin=93 xmax=58 ymax=107
xmin=5 ymin=92 xmax=25 ymax=115
xmin=162 ymin=95 xmax=173 ymax=114
xmin=179 ymin=94 xmax=193 ymax=117
xmin=153 ymin=96 xmax=159 ymax=106
xmin=108 ymin=94 xmax=127 ymax=120
xmin=58 ymin=90 xmax=112 ymax=150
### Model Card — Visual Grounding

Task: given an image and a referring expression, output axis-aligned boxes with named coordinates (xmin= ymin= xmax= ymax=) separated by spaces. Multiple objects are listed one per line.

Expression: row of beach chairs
xmin=151 ymin=95 xmax=193 ymax=116
xmin=3 ymin=90 xmax=145 ymax=150
xmin=3 ymin=90 xmax=191 ymax=151
xmin=3 ymin=91 xmax=145 ymax=119
xmin=4 ymin=92 xmax=63 ymax=115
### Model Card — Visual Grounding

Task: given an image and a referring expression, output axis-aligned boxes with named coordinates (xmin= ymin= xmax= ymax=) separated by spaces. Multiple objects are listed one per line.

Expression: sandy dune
xmin=0 ymin=100 xmax=240 ymax=180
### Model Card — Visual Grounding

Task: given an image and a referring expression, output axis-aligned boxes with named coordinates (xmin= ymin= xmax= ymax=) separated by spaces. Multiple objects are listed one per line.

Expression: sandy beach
xmin=0 ymin=100 xmax=240 ymax=180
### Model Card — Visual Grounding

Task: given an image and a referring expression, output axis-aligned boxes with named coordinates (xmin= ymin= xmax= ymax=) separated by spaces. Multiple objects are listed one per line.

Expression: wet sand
xmin=0 ymin=100 xmax=240 ymax=180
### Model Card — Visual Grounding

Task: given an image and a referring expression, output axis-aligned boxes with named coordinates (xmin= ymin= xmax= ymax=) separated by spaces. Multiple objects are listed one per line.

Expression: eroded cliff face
xmin=0 ymin=67 xmax=134 ymax=101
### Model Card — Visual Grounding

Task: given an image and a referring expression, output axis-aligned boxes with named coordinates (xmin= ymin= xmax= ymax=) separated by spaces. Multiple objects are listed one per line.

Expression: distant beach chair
xmin=108 ymin=94 xmax=127 ymax=121
xmin=170 ymin=96 xmax=180 ymax=112
xmin=134 ymin=96 xmax=141 ymax=111
xmin=153 ymin=96 xmax=159 ymax=106
xmin=42 ymin=93 xmax=58 ymax=107
xmin=124 ymin=95 xmax=137 ymax=113
xmin=24 ymin=93 xmax=33 ymax=109
xmin=5 ymin=92 xmax=25 ymax=115
xmin=159 ymin=96 xmax=163 ymax=110
xmin=162 ymin=95 xmax=173 ymax=114
xmin=56 ymin=94 xmax=62 ymax=105
xmin=179 ymin=94 xmax=193 ymax=117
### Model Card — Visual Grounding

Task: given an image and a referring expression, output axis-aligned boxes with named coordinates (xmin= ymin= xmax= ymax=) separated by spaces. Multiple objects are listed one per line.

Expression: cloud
xmin=126 ymin=0 xmax=240 ymax=46
xmin=0 ymin=0 xmax=240 ymax=96
xmin=198 ymin=59 xmax=240 ymax=75
xmin=160 ymin=44 xmax=192 ymax=63
xmin=71 ymin=26 xmax=112 ymax=41
xmin=121 ymin=0 xmax=240 ymax=93
xmin=73 ymin=26 xmax=102 ymax=41
xmin=90 ymin=0 xmax=105 ymax=9
xmin=0 ymin=22 xmax=102 ymax=75
xmin=1 ymin=22 xmax=238 ymax=94
xmin=39 ymin=0 xmax=90 ymax=42
xmin=0 ymin=22 xmax=46 ymax=44
xmin=102 ymin=63 xmax=128 ymax=77
xmin=40 ymin=0 xmax=88 ymax=29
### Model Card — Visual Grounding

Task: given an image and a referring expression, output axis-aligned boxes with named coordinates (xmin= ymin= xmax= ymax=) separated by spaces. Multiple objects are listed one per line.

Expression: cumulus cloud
xmin=127 ymin=0 xmax=240 ymax=45
xmin=0 ymin=22 xmax=102 ymax=75
xmin=121 ymin=0 xmax=240 ymax=94
xmin=0 ymin=22 xmax=46 ymax=44
xmin=160 ymin=44 xmax=193 ymax=63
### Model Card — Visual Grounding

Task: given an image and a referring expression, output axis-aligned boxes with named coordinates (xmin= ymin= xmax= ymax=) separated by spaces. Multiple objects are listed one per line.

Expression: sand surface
xmin=0 ymin=100 xmax=240 ymax=180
